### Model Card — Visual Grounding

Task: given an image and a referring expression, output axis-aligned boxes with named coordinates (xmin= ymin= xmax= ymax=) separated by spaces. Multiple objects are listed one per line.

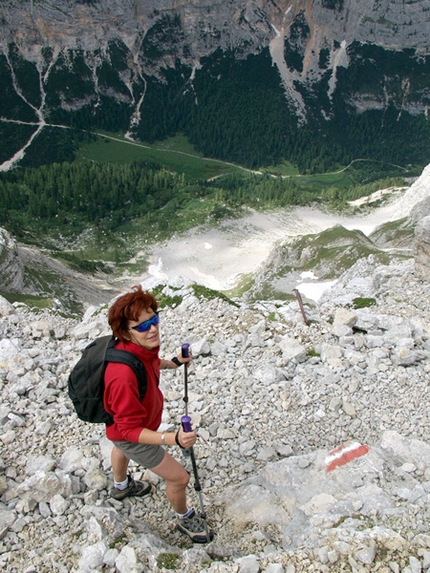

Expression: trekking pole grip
xmin=181 ymin=415 xmax=192 ymax=432
xmin=181 ymin=343 xmax=190 ymax=358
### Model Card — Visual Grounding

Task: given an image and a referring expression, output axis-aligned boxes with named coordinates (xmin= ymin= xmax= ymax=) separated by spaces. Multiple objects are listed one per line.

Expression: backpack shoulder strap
xmin=105 ymin=342 xmax=148 ymax=399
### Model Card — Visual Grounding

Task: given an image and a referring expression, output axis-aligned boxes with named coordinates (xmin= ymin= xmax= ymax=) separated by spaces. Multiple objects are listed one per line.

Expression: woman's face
xmin=127 ymin=307 xmax=160 ymax=349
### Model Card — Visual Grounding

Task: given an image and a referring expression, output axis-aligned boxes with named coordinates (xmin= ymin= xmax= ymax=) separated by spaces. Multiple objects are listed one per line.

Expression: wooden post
xmin=293 ymin=288 xmax=310 ymax=326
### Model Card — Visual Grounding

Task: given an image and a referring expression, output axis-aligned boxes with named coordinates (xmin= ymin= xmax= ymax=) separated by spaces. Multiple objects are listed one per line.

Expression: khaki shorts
xmin=112 ymin=440 xmax=165 ymax=469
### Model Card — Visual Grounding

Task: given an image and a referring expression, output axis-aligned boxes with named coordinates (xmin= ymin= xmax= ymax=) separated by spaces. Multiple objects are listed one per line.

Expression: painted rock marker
xmin=325 ymin=441 xmax=369 ymax=472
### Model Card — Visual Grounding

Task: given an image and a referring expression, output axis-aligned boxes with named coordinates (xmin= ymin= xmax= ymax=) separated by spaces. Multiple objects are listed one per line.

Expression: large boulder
xmin=414 ymin=215 xmax=430 ymax=280
xmin=408 ymin=196 xmax=430 ymax=224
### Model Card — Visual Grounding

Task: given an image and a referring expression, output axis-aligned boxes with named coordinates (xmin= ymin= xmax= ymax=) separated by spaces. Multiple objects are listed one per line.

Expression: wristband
xmin=171 ymin=357 xmax=182 ymax=367
xmin=161 ymin=432 xmax=166 ymax=445
xmin=175 ymin=430 xmax=184 ymax=449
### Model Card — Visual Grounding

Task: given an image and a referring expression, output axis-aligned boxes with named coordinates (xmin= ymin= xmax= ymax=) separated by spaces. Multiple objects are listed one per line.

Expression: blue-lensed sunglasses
xmin=129 ymin=312 xmax=159 ymax=333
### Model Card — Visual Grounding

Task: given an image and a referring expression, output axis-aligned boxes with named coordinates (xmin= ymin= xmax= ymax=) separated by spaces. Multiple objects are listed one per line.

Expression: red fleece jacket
xmin=103 ymin=341 xmax=164 ymax=443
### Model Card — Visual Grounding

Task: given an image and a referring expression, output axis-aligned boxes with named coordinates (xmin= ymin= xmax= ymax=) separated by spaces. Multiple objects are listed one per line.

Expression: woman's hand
xmin=164 ymin=353 xmax=192 ymax=369
xmin=177 ymin=426 xmax=197 ymax=449
xmin=176 ymin=353 xmax=192 ymax=366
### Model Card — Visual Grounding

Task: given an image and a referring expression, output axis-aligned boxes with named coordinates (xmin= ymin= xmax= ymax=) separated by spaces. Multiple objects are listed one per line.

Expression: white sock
xmin=114 ymin=477 xmax=129 ymax=491
xmin=177 ymin=508 xmax=193 ymax=519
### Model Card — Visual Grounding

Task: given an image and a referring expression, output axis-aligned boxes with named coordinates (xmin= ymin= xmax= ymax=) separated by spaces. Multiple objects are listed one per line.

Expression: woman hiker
xmin=103 ymin=284 xmax=212 ymax=543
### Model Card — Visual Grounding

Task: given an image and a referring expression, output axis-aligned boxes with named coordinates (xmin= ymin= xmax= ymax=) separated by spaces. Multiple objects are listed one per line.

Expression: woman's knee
xmin=111 ymin=446 xmax=128 ymax=466
xmin=166 ymin=467 xmax=190 ymax=489
xmin=151 ymin=452 xmax=190 ymax=485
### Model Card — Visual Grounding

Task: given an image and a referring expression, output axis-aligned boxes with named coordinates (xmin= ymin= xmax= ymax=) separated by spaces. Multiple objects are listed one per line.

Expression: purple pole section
xmin=181 ymin=343 xmax=190 ymax=358
xmin=181 ymin=415 xmax=192 ymax=432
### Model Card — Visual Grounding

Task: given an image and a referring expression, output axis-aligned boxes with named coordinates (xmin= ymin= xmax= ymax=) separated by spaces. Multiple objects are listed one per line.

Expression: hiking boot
xmin=110 ymin=475 xmax=152 ymax=501
xmin=177 ymin=509 xmax=213 ymax=543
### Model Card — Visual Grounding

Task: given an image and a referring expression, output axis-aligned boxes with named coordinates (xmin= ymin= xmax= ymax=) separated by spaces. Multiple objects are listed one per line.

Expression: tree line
xmin=0 ymin=160 xmax=322 ymax=242
xmin=0 ymin=157 xmax=407 ymax=247
xmin=0 ymin=160 xmax=186 ymax=233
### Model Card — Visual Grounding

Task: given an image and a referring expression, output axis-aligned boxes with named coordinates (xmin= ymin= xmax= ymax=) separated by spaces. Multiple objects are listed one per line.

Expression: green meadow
xmin=77 ymin=132 xmax=243 ymax=181
xmin=77 ymin=132 xmax=414 ymax=194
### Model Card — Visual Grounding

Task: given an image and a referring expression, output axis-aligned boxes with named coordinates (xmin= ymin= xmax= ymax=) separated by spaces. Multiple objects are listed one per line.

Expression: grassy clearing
xmin=149 ymin=282 xmax=238 ymax=309
xmin=21 ymin=266 xmax=85 ymax=315
xmin=224 ymin=273 xmax=255 ymax=299
xmin=1 ymin=292 xmax=54 ymax=310
xmin=50 ymin=251 xmax=112 ymax=273
xmin=0 ymin=291 xmax=82 ymax=316
xmin=76 ymin=132 xmax=242 ymax=181
xmin=260 ymin=161 xmax=300 ymax=176
xmin=369 ymin=217 xmax=414 ymax=245
xmin=77 ymin=132 xmax=415 ymax=192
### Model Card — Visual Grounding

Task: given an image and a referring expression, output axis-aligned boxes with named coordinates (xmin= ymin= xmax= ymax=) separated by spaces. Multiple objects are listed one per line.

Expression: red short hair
xmin=108 ymin=285 xmax=158 ymax=341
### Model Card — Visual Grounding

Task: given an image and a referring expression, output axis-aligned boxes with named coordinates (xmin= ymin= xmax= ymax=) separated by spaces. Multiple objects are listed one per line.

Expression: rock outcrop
xmin=414 ymin=215 xmax=430 ymax=280
xmin=0 ymin=229 xmax=117 ymax=313
xmin=0 ymin=228 xmax=24 ymax=292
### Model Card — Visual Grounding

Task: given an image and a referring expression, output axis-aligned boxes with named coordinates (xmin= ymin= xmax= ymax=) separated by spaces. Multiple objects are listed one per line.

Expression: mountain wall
xmin=1 ymin=0 xmax=430 ymax=170
xmin=2 ymin=0 xmax=429 ymax=57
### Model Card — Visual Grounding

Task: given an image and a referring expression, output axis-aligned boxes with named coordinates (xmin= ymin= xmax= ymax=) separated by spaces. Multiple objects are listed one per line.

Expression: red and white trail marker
xmin=325 ymin=441 xmax=369 ymax=472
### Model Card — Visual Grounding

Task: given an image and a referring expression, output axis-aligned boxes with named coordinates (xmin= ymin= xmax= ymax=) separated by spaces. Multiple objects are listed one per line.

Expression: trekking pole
xmin=181 ymin=343 xmax=191 ymax=458
xmin=180 ymin=343 xmax=212 ymax=542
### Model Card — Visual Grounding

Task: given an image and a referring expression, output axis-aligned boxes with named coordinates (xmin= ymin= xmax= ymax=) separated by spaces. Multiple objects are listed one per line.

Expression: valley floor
xmin=131 ymin=185 xmax=415 ymax=298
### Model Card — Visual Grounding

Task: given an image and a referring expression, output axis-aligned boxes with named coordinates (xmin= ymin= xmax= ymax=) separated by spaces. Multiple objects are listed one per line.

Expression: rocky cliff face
xmin=3 ymin=0 xmax=429 ymax=108
xmin=1 ymin=0 xmax=429 ymax=170
xmin=0 ymin=229 xmax=24 ymax=292
xmin=2 ymin=0 xmax=429 ymax=58
xmin=0 ymin=228 xmax=115 ymax=313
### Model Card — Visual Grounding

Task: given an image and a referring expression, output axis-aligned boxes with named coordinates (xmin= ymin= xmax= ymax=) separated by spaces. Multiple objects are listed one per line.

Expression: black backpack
xmin=68 ymin=335 xmax=147 ymax=425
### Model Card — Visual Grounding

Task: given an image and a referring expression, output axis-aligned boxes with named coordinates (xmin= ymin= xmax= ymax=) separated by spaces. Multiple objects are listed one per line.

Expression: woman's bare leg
xmin=150 ymin=451 xmax=190 ymax=514
xmin=111 ymin=445 xmax=130 ymax=482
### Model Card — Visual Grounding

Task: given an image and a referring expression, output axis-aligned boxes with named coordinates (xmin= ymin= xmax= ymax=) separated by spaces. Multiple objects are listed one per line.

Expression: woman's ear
xmin=121 ymin=327 xmax=132 ymax=341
